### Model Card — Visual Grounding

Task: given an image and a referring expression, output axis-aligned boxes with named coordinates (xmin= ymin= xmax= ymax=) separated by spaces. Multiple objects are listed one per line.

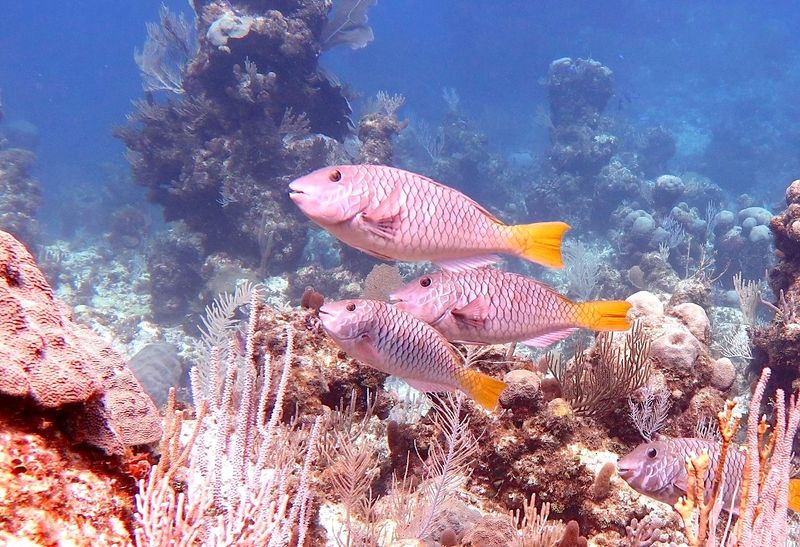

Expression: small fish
xmin=288 ymin=165 xmax=570 ymax=272
xmin=391 ymin=268 xmax=631 ymax=347
xmin=618 ymin=437 xmax=800 ymax=514
xmin=318 ymin=299 xmax=507 ymax=410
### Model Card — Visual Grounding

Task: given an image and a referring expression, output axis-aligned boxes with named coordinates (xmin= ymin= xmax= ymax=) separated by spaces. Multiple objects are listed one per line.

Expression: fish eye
xmin=346 ymin=302 xmax=356 ymax=311
xmin=328 ymin=169 xmax=342 ymax=182
xmin=420 ymin=277 xmax=432 ymax=287
xmin=646 ymin=448 xmax=657 ymax=458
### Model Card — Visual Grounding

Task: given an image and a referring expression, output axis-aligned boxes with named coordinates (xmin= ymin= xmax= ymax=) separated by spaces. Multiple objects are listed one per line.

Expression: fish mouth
xmin=616 ymin=463 xmax=634 ymax=481
xmin=288 ymin=180 xmax=306 ymax=200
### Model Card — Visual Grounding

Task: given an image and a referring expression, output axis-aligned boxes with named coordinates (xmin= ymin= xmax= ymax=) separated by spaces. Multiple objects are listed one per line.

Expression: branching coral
xmin=737 ymin=367 xmax=800 ymax=545
xmin=134 ymin=290 xmax=324 ymax=545
xmin=548 ymin=321 xmax=651 ymax=417
xmin=670 ymin=367 xmax=800 ymax=547
xmin=118 ymin=0 xmax=355 ymax=278
xmin=673 ymin=399 xmax=739 ymax=546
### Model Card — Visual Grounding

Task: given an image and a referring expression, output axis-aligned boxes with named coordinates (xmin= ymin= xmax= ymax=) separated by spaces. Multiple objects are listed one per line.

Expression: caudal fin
xmin=508 ymin=221 xmax=570 ymax=269
xmin=575 ymin=300 xmax=632 ymax=331
xmin=461 ymin=369 xmax=507 ymax=411
xmin=789 ymin=478 xmax=800 ymax=512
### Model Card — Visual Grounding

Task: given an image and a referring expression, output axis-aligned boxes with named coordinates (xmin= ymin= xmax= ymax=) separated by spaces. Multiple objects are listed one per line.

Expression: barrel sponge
xmin=0 ymin=230 xmax=161 ymax=453
xmin=709 ymin=357 xmax=736 ymax=391
xmin=650 ymin=324 xmax=701 ymax=369
xmin=667 ymin=302 xmax=710 ymax=345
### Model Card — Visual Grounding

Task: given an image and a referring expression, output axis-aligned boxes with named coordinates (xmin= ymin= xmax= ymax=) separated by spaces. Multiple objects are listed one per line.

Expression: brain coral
xmin=0 ymin=230 xmax=161 ymax=454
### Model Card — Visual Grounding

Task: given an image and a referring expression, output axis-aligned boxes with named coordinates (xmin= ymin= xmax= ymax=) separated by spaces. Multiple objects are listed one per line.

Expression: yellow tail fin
xmin=508 ymin=221 xmax=570 ymax=269
xmin=575 ymin=300 xmax=632 ymax=331
xmin=789 ymin=478 xmax=800 ymax=512
xmin=461 ymin=369 xmax=507 ymax=411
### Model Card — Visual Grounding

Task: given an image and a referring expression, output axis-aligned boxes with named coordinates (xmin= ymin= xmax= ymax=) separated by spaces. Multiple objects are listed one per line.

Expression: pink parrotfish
xmin=618 ymin=437 xmax=800 ymax=514
xmin=391 ymin=268 xmax=631 ymax=347
xmin=318 ymin=299 xmax=507 ymax=411
xmin=288 ymin=165 xmax=570 ymax=272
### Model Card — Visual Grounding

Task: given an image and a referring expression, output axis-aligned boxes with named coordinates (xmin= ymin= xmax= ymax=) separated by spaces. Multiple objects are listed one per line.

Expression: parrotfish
xmin=318 ymin=299 xmax=507 ymax=410
xmin=288 ymin=165 xmax=570 ymax=272
xmin=618 ymin=437 xmax=800 ymax=514
xmin=390 ymin=268 xmax=631 ymax=347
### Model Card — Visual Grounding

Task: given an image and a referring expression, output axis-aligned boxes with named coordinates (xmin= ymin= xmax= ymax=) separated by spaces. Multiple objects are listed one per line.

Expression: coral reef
xmin=0 ymin=230 xmax=161 ymax=454
xmin=356 ymin=92 xmax=407 ymax=165
xmin=128 ymin=342 xmax=182 ymax=407
xmin=547 ymin=57 xmax=614 ymax=128
xmin=0 ymin=147 xmax=42 ymax=247
xmin=145 ymin=222 xmax=205 ymax=323
xmin=2 ymin=236 xmax=789 ymax=545
xmin=116 ymin=0 xmax=355 ymax=278
xmin=0 ymin=403 xmax=136 ymax=545
xmin=753 ymin=179 xmax=800 ymax=391
xmin=526 ymin=57 xmax=622 ymax=227
xmin=711 ymin=204 xmax=774 ymax=283
xmin=427 ymin=111 xmax=516 ymax=208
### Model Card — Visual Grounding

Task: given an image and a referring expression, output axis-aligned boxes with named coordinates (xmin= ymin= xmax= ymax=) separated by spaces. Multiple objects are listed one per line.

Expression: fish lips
xmin=615 ymin=461 xmax=635 ymax=481
xmin=288 ymin=180 xmax=307 ymax=203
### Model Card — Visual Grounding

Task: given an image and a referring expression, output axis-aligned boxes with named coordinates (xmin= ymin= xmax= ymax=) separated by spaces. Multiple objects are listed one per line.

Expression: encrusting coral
xmin=0 ymin=405 xmax=137 ymax=545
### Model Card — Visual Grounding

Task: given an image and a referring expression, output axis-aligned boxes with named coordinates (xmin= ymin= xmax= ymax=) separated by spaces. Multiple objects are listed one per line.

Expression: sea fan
xmin=196 ymin=281 xmax=259 ymax=391
xmin=397 ymin=393 xmax=479 ymax=540
xmin=321 ymin=0 xmax=378 ymax=51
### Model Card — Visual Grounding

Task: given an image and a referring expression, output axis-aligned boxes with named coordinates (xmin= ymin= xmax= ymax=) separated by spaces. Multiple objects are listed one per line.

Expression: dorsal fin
xmin=411 ymin=170 xmax=504 ymax=225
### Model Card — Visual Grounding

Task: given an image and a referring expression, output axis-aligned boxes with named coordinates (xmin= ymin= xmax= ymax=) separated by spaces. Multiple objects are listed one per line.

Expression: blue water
xmin=1 ymin=1 xmax=799 ymax=233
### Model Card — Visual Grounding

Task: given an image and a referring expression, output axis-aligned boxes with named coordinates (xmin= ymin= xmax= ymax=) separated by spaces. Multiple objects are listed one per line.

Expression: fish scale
xmin=318 ymin=299 xmax=507 ymax=410
xmin=393 ymin=268 xmax=631 ymax=346
xmin=395 ymin=171 xmax=503 ymax=252
xmin=669 ymin=438 xmax=745 ymax=512
xmin=357 ymin=301 xmax=461 ymax=385
xmin=289 ymin=165 xmax=569 ymax=271
xmin=618 ymin=437 xmax=746 ymax=514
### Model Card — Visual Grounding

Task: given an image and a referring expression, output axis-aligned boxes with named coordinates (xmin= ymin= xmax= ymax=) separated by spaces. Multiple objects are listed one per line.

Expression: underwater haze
xmin=2 ymin=0 xmax=800 ymax=545
xmin=3 ymin=1 xmax=800 ymax=202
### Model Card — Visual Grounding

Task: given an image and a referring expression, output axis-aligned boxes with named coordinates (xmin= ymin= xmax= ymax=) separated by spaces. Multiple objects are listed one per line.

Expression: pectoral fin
xmin=351 ymin=333 xmax=382 ymax=364
xmin=673 ymin=473 xmax=688 ymax=494
xmin=451 ymin=296 xmax=490 ymax=328
xmin=358 ymin=185 xmax=403 ymax=239
xmin=351 ymin=244 xmax=395 ymax=261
